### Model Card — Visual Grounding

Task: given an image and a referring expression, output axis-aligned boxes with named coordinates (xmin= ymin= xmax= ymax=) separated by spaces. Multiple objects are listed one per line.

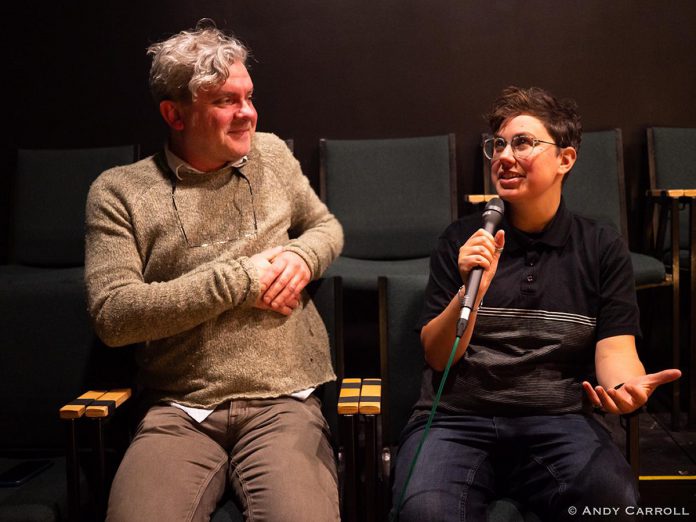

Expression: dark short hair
xmin=486 ymin=86 xmax=582 ymax=151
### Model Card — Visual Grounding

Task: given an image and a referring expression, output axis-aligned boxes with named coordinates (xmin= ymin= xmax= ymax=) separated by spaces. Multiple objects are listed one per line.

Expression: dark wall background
xmin=5 ymin=0 xmax=696 ymax=258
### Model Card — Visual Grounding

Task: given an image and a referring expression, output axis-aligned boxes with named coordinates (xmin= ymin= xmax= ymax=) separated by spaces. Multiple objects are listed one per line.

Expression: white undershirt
xmin=172 ymin=387 xmax=316 ymax=423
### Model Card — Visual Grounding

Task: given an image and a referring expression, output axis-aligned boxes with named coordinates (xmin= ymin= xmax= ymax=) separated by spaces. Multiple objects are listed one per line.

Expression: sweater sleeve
xmin=271 ymin=142 xmax=344 ymax=278
xmin=84 ymin=172 xmax=262 ymax=347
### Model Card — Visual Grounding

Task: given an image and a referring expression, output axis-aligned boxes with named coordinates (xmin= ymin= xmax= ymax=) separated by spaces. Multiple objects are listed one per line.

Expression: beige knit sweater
xmin=85 ymin=132 xmax=344 ymax=408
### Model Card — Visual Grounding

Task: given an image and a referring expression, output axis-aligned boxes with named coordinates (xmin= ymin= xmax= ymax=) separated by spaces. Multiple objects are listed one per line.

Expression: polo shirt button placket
xmin=521 ymin=250 xmax=539 ymax=294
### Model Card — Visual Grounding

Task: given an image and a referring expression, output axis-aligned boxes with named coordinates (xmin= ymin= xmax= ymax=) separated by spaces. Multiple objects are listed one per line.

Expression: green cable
xmin=390 ymin=335 xmax=461 ymax=521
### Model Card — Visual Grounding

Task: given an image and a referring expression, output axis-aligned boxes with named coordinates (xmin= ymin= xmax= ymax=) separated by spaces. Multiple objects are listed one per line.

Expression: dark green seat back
xmin=649 ymin=127 xmax=696 ymax=189
xmin=12 ymin=146 xmax=137 ymax=266
xmin=379 ymin=275 xmax=429 ymax=447
xmin=307 ymin=276 xmax=344 ymax=440
xmin=648 ymin=127 xmax=696 ymax=251
xmin=564 ymin=129 xmax=666 ymax=286
xmin=320 ymin=135 xmax=456 ymax=260
xmin=564 ymin=129 xmax=626 ymax=236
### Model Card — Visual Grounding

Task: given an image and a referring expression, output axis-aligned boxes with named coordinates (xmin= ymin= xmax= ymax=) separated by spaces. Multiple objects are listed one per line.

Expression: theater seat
xmin=0 ymin=145 xmax=138 ymax=521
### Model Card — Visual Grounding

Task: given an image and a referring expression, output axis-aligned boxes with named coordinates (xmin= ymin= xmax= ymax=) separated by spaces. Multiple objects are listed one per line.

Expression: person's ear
xmin=558 ymin=146 xmax=577 ymax=175
xmin=159 ymin=100 xmax=185 ymax=131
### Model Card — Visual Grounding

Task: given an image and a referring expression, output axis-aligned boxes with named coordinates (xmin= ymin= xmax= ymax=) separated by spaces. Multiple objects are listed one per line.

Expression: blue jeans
xmin=392 ymin=413 xmax=638 ymax=522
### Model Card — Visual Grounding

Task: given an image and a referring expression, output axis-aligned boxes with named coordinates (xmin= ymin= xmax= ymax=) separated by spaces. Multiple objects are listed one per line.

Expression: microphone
xmin=456 ymin=197 xmax=504 ymax=337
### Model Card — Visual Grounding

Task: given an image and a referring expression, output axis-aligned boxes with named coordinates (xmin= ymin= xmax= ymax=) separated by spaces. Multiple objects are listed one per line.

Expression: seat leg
xmin=363 ymin=414 xmax=378 ymax=522
xmin=671 ymin=199 xmax=682 ymax=431
xmin=339 ymin=414 xmax=359 ymax=522
xmin=66 ymin=419 xmax=81 ymax=522
xmin=92 ymin=418 xmax=108 ymax=520
xmin=623 ymin=412 xmax=640 ymax=478
xmin=688 ymin=201 xmax=696 ymax=429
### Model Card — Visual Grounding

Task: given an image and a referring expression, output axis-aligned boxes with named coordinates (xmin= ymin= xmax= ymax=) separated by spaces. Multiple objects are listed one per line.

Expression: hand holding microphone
xmin=456 ymin=198 xmax=505 ymax=337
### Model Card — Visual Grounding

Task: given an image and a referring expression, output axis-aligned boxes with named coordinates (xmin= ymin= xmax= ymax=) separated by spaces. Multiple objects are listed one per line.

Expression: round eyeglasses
xmin=482 ymin=135 xmax=558 ymax=160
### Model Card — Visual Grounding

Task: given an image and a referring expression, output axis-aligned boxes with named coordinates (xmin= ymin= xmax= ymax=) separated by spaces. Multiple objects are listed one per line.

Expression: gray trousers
xmin=106 ymin=395 xmax=339 ymax=522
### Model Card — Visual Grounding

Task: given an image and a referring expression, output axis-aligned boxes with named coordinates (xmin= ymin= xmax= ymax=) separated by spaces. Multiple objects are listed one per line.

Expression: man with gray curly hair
xmin=85 ymin=22 xmax=343 ymax=522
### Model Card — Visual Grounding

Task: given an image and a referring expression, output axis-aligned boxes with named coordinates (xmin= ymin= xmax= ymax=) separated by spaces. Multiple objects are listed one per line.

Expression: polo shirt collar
xmin=502 ymin=198 xmax=572 ymax=252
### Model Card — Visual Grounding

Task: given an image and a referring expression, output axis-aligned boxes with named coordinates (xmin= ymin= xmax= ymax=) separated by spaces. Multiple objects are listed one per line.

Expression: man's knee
xmin=238 ymin=469 xmax=338 ymax=522
xmin=233 ymin=441 xmax=339 ymax=521
xmin=268 ymin=490 xmax=339 ymax=522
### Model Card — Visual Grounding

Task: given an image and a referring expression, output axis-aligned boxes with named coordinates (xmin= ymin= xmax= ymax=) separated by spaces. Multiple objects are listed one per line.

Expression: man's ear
xmin=159 ymin=100 xmax=185 ymax=131
xmin=559 ymin=146 xmax=577 ymax=176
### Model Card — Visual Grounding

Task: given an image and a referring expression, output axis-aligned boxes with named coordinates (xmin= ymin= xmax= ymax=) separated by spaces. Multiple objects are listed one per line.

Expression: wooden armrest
xmin=84 ymin=388 xmax=132 ymax=418
xmin=359 ymin=378 xmax=382 ymax=415
xmin=465 ymin=194 xmax=498 ymax=204
xmin=338 ymin=378 xmax=361 ymax=415
xmin=647 ymin=188 xmax=685 ymax=198
xmin=647 ymin=189 xmax=696 ymax=198
xmin=59 ymin=390 xmax=108 ymax=419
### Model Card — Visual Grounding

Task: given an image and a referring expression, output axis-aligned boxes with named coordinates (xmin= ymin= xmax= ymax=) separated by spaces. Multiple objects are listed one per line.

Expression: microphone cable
xmin=391 ymin=198 xmax=503 ymax=520
xmin=390 ymin=333 xmax=462 ymax=521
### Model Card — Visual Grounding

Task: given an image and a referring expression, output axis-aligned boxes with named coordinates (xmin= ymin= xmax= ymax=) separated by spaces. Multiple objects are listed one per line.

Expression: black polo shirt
xmin=413 ymin=199 xmax=641 ymax=416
